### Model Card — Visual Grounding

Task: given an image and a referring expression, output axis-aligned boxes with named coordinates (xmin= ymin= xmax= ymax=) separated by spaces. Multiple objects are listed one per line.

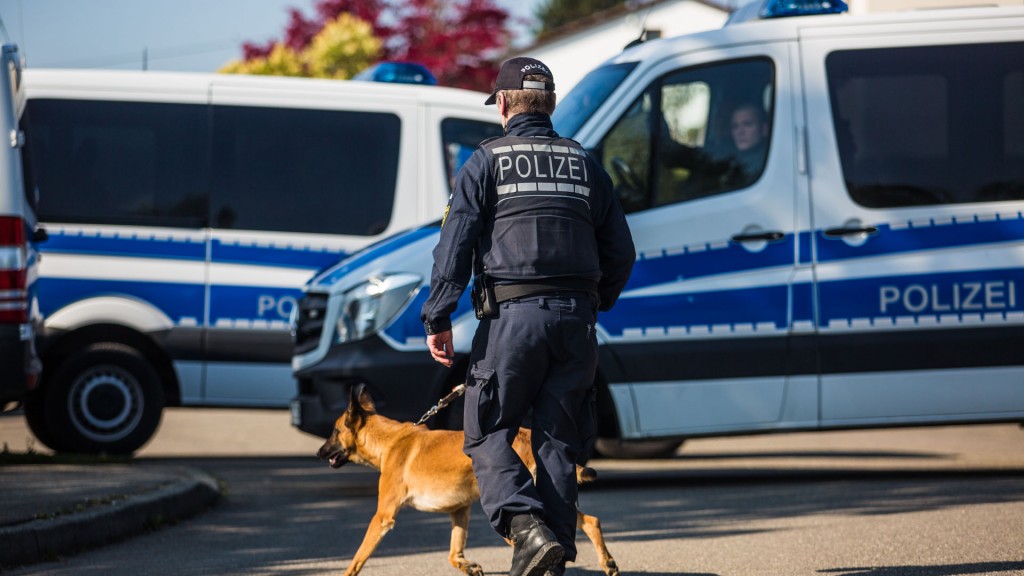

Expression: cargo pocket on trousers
xmin=463 ymin=366 xmax=496 ymax=443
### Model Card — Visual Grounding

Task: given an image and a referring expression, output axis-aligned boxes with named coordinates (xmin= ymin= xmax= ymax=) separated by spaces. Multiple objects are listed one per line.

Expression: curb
xmin=0 ymin=468 xmax=221 ymax=569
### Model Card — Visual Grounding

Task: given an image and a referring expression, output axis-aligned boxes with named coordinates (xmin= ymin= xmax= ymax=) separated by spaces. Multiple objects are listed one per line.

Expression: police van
xmin=18 ymin=69 xmax=502 ymax=453
xmin=0 ymin=43 xmax=44 ymax=412
xmin=291 ymin=2 xmax=1024 ymax=458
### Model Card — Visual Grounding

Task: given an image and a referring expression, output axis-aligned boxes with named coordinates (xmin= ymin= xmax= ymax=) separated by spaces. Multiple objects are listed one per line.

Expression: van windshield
xmin=552 ymin=62 xmax=637 ymax=138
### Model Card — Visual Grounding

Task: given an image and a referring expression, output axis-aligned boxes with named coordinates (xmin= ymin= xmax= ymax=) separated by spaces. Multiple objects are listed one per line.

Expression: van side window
xmin=440 ymin=118 xmax=503 ymax=192
xmin=212 ymin=106 xmax=400 ymax=236
xmin=827 ymin=41 xmax=1024 ymax=208
xmin=24 ymin=100 xmax=209 ymax=227
xmin=599 ymin=58 xmax=775 ymax=214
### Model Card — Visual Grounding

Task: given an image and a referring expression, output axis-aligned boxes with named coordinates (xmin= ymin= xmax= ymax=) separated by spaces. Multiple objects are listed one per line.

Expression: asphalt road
xmin=2 ymin=408 xmax=1024 ymax=576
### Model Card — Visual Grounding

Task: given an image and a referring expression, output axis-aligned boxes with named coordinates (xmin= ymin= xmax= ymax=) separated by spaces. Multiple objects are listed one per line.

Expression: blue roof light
xmin=727 ymin=0 xmax=848 ymax=24
xmin=353 ymin=62 xmax=437 ymax=86
xmin=762 ymin=0 xmax=848 ymax=18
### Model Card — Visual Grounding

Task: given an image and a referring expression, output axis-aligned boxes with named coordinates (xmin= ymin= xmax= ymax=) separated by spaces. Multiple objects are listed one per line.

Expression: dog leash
xmin=415 ymin=383 xmax=466 ymax=426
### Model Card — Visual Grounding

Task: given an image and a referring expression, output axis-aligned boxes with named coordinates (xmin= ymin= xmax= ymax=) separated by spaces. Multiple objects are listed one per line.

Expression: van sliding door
xmin=802 ymin=30 xmax=1024 ymax=426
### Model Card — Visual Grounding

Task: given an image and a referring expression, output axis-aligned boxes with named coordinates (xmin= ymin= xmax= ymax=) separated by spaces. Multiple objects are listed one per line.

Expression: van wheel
xmin=594 ymin=438 xmax=684 ymax=459
xmin=42 ymin=343 xmax=164 ymax=454
xmin=23 ymin=389 xmax=59 ymax=451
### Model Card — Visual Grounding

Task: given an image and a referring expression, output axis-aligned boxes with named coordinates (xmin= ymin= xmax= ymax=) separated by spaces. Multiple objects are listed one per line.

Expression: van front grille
xmin=293 ymin=293 xmax=328 ymax=355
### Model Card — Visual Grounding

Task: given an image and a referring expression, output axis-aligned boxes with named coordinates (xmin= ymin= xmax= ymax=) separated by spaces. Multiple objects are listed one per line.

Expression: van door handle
xmin=823 ymin=225 xmax=878 ymax=238
xmin=731 ymin=231 xmax=784 ymax=243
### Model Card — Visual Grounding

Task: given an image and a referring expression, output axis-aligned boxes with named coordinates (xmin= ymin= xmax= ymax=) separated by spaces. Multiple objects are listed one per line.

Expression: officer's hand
xmin=427 ymin=330 xmax=455 ymax=368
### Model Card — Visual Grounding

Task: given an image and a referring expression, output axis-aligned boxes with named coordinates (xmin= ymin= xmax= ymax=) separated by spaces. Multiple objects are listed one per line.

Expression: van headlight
xmin=333 ymin=273 xmax=422 ymax=344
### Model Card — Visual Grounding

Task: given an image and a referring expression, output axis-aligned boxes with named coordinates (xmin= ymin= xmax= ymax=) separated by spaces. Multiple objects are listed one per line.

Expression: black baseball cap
xmin=484 ymin=57 xmax=556 ymax=105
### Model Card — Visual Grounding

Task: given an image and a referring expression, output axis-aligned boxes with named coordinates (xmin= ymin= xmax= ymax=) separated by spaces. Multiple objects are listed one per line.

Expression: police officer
xmin=421 ymin=57 xmax=634 ymax=576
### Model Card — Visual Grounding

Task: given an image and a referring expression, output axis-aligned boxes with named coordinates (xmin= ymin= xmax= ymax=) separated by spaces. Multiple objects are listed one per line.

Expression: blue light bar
xmin=762 ymin=0 xmax=849 ymax=18
xmin=353 ymin=62 xmax=437 ymax=86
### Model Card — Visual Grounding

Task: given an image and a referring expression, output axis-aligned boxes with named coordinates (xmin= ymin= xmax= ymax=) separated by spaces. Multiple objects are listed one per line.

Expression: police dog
xmin=317 ymin=383 xmax=618 ymax=576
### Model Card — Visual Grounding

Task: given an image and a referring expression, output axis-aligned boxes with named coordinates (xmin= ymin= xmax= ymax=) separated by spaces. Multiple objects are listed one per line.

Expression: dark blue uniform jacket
xmin=421 ymin=113 xmax=635 ymax=333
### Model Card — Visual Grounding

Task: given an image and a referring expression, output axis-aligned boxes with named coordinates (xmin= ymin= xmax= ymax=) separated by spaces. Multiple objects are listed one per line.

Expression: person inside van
xmin=658 ymin=101 xmax=770 ymax=200
xmin=727 ymin=102 xmax=770 ymax=182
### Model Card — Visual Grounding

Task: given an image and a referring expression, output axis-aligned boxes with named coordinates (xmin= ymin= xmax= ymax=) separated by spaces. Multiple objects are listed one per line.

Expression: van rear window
xmin=23 ymin=100 xmax=401 ymax=236
xmin=212 ymin=105 xmax=399 ymax=236
xmin=827 ymin=41 xmax=1024 ymax=208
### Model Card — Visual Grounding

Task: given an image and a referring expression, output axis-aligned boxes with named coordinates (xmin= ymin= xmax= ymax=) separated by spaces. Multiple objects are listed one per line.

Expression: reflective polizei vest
xmin=477 ymin=135 xmax=603 ymax=283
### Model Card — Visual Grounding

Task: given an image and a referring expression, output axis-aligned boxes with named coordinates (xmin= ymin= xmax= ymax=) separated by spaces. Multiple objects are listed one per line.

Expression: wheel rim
xmin=67 ymin=364 xmax=144 ymax=443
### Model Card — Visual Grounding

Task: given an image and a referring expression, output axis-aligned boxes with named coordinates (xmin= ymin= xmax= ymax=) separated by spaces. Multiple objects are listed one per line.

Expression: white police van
xmin=291 ymin=1 xmax=1024 ymax=458
xmin=0 ymin=43 xmax=45 ymax=412
xmin=17 ymin=69 xmax=502 ymax=453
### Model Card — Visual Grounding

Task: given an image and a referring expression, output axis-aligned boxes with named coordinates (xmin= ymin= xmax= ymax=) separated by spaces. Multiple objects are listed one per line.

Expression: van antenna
xmin=624 ymin=1 xmax=656 ymax=50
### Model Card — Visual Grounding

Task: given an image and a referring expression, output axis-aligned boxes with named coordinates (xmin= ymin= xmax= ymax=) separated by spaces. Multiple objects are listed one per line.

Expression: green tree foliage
xmin=534 ymin=0 xmax=624 ymax=36
xmin=220 ymin=13 xmax=380 ymax=78
xmin=223 ymin=0 xmax=510 ymax=92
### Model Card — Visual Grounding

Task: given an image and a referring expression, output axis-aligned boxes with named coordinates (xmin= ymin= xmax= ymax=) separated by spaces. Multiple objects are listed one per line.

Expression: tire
xmin=41 ymin=343 xmax=164 ymax=454
xmin=593 ymin=438 xmax=684 ymax=460
xmin=23 ymin=388 xmax=60 ymax=451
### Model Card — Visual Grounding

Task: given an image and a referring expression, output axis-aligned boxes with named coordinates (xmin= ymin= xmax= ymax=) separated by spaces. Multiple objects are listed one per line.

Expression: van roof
xmin=21 ymin=68 xmax=491 ymax=108
xmin=606 ymin=4 xmax=1024 ymax=67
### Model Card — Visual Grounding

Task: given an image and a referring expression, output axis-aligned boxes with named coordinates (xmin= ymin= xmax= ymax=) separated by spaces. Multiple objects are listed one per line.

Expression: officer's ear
xmin=497 ymin=93 xmax=508 ymax=118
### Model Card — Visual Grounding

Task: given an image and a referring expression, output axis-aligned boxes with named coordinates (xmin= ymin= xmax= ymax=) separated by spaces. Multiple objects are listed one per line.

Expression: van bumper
xmin=291 ymin=335 xmax=451 ymax=438
xmin=0 ymin=325 xmax=41 ymax=406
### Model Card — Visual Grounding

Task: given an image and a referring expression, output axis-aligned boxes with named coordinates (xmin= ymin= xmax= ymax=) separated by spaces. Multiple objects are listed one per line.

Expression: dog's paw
xmin=603 ymin=558 xmax=620 ymax=576
xmin=466 ymin=562 xmax=484 ymax=576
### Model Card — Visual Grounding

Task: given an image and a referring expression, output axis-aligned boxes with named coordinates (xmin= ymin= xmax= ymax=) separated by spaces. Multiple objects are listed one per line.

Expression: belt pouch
xmin=471 ymin=275 xmax=499 ymax=319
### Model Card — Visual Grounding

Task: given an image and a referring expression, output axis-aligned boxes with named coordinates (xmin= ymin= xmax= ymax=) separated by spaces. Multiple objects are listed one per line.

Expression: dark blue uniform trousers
xmin=463 ymin=294 xmax=598 ymax=561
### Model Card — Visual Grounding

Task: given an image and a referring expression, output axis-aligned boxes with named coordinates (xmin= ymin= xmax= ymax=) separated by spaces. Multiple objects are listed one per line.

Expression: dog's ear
xmin=347 ymin=383 xmax=377 ymax=420
xmin=353 ymin=383 xmax=377 ymax=413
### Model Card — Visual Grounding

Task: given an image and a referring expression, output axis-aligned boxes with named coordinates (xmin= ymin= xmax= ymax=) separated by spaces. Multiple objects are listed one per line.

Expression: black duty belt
xmin=493 ymin=277 xmax=599 ymax=304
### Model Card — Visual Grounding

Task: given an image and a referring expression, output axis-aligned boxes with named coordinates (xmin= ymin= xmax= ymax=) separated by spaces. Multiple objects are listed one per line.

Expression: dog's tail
xmin=575 ymin=465 xmax=597 ymax=484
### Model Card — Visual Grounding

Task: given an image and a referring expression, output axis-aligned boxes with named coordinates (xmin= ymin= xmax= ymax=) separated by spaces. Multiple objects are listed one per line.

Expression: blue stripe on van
xmin=625 ymin=235 xmax=794 ymax=291
xmin=211 ymin=240 xmax=347 ymax=269
xmin=600 ymin=284 xmax=789 ymax=337
xmin=42 ymin=230 xmax=206 ymax=260
xmin=314 ymin=225 xmax=441 ymax=286
xmin=209 ymin=284 xmax=303 ymax=326
xmin=382 ymin=285 xmax=473 ymax=344
xmin=817 ymin=267 xmax=1024 ymax=327
xmin=38 ymin=277 xmax=205 ymax=322
xmin=816 ymin=214 xmax=1024 ymax=263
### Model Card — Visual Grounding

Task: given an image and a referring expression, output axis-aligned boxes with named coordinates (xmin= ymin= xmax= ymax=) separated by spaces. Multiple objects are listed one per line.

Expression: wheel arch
xmin=40 ymin=322 xmax=181 ymax=407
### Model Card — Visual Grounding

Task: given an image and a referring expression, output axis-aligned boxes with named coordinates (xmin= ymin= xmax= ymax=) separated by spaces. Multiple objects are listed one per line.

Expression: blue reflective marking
xmin=600 ymin=285 xmax=789 ymax=336
xmin=38 ymin=277 xmax=204 ymax=321
xmin=210 ymin=285 xmax=302 ymax=325
xmin=816 ymin=216 xmax=1024 ymax=264
xmin=818 ymin=267 xmax=1024 ymax=325
xmin=383 ymin=284 xmax=473 ymax=342
xmin=792 ymin=281 xmax=814 ymax=325
xmin=42 ymin=230 xmax=205 ymax=260
xmin=315 ymin=225 xmax=440 ymax=286
xmin=626 ymin=236 xmax=794 ymax=291
xmin=212 ymin=241 xmax=347 ymax=269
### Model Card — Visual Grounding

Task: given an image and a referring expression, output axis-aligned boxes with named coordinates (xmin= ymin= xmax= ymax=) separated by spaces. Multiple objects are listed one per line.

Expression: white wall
xmin=520 ymin=1 xmax=729 ymax=95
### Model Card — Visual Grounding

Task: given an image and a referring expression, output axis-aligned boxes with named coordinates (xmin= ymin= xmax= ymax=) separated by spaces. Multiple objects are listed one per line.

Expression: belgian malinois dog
xmin=317 ymin=384 xmax=619 ymax=576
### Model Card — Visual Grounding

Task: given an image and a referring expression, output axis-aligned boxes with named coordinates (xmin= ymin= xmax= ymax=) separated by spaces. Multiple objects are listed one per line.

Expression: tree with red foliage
xmin=241 ymin=0 xmax=511 ymax=92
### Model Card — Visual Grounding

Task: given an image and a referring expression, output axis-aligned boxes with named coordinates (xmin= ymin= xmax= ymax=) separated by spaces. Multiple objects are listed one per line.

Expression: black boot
xmin=508 ymin=514 xmax=564 ymax=576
